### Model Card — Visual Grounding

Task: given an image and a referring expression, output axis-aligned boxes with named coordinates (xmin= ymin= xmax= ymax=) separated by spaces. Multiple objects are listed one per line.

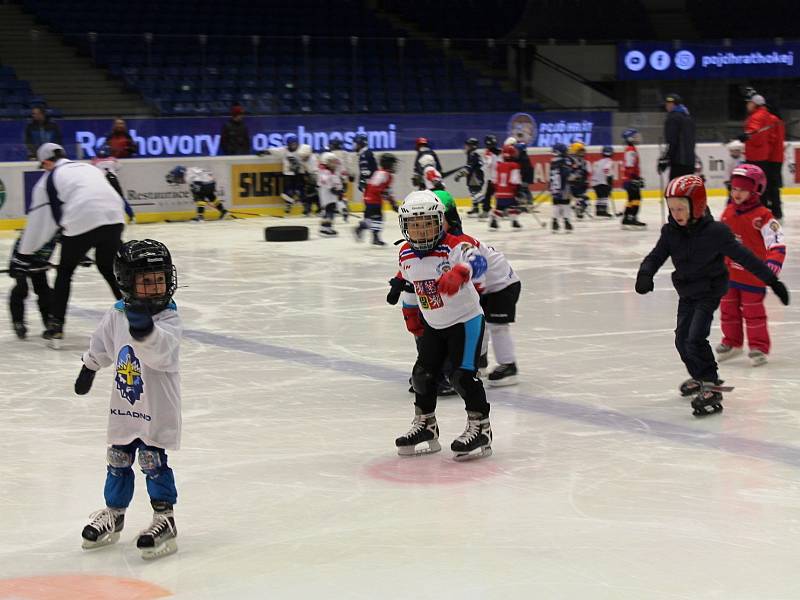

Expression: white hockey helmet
xmin=504 ymin=136 xmax=518 ymax=146
xmin=418 ymin=153 xmax=436 ymax=169
xmin=320 ymin=151 xmax=339 ymax=168
xmin=726 ymin=139 xmax=744 ymax=152
xmin=296 ymin=144 xmax=312 ymax=160
xmin=398 ymin=190 xmax=445 ymax=252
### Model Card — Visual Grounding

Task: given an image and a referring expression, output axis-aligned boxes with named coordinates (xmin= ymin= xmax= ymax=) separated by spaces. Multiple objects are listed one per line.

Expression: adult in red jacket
xmin=739 ymin=94 xmax=781 ymax=217
xmin=765 ymin=106 xmax=785 ymax=220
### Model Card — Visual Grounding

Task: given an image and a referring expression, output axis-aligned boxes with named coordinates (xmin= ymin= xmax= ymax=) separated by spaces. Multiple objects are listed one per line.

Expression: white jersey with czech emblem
xmin=82 ymin=301 xmax=183 ymax=450
xmin=398 ymin=233 xmax=489 ymax=329
xmin=317 ymin=165 xmax=343 ymax=208
xmin=478 ymin=246 xmax=520 ymax=295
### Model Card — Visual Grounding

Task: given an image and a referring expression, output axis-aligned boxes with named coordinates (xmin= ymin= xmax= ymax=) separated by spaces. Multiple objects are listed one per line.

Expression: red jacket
xmin=743 ymin=106 xmax=775 ymax=162
xmin=721 ymin=200 xmax=786 ymax=290
xmin=768 ymin=114 xmax=785 ymax=164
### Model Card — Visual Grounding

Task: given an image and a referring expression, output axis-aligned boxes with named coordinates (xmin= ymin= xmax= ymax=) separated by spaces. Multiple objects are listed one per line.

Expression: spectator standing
xmin=24 ymin=106 xmax=62 ymax=160
xmin=103 ymin=118 xmax=138 ymax=158
xmin=220 ymin=105 xmax=251 ymax=155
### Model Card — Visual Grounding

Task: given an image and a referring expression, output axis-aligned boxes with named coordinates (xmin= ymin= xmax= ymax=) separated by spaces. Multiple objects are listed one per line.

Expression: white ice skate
xmin=81 ymin=507 xmax=125 ymax=550
xmin=137 ymin=509 xmax=178 ymax=560
xmin=395 ymin=411 xmax=441 ymax=456
xmin=716 ymin=343 xmax=743 ymax=362
xmin=748 ymin=350 xmax=767 ymax=367
xmin=451 ymin=412 xmax=493 ymax=461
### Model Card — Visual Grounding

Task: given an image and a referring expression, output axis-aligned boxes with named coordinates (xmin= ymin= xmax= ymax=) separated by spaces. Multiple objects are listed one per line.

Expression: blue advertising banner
xmin=0 ymin=111 xmax=612 ymax=161
xmin=618 ymin=40 xmax=799 ymax=80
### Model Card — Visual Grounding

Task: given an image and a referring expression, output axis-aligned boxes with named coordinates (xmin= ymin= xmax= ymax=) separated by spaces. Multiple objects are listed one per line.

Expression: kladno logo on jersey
xmin=115 ymin=345 xmax=144 ymax=405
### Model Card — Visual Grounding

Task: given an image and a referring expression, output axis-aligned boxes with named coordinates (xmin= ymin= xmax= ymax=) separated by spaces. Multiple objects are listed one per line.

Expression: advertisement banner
xmin=618 ymin=40 xmax=800 ymax=80
xmin=0 ymin=110 xmax=613 ymax=162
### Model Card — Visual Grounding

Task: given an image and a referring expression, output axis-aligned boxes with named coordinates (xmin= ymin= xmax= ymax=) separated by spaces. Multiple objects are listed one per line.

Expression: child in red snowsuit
xmin=718 ymin=164 xmax=786 ymax=366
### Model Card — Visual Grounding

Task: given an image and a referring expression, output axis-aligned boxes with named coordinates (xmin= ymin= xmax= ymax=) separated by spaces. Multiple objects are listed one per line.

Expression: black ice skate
xmin=563 ymin=219 xmax=573 ymax=233
xmin=451 ymin=411 xmax=493 ymax=461
xmin=395 ymin=410 xmax=441 ymax=456
xmin=13 ymin=322 xmax=27 ymax=339
xmin=477 ymin=353 xmax=489 ymax=376
xmin=551 ymin=218 xmax=559 ymax=233
xmin=81 ymin=507 xmax=125 ymax=549
xmin=596 ymin=207 xmax=614 ymax=218
xmin=511 ymin=220 xmax=522 ymax=230
xmin=691 ymin=384 xmax=724 ymax=417
xmin=42 ymin=319 xmax=63 ymax=349
xmin=319 ymin=224 xmax=338 ymax=236
xmin=621 ymin=217 xmax=647 ymax=230
xmin=679 ymin=378 xmax=701 ymax=397
xmin=136 ymin=501 xmax=178 ymax=560
xmin=371 ymin=232 xmax=386 ymax=246
xmin=487 ymin=363 xmax=518 ymax=387
xmin=467 ymin=206 xmax=480 ymax=217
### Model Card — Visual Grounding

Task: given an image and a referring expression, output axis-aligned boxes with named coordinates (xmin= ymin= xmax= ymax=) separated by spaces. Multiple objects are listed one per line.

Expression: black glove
xmin=635 ymin=272 xmax=654 ymax=295
xmin=454 ymin=170 xmax=466 ymax=182
xmin=770 ymin=280 xmax=790 ymax=306
xmin=656 ymin=158 xmax=669 ymax=174
xmin=125 ymin=301 xmax=155 ymax=340
xmin=387 ymin=276 xmax=415 ymax=305
xmin=737 ymin=133 xmax=750 ymax=143
xmin=633 ymin=177 xmax=645 ymax=189
xmin=74 ymin=364 xmax=97 ymax=395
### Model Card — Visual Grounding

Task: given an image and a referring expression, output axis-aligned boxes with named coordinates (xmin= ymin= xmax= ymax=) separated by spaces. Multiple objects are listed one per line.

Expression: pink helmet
xmin=730 ymin=164 xmax=766 ymax=197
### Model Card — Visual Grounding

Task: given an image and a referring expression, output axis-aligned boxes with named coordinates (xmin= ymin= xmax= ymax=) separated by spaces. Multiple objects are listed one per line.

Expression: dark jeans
xmin=762 ymin=161 xmax=783 ymax=219
xmin=9 ymin=272 xmax=50 ymax=325
xmin=52 ymin=223 xmax=123 ymax=324
xmin=675 ymin=296 xmax=721 ymax=382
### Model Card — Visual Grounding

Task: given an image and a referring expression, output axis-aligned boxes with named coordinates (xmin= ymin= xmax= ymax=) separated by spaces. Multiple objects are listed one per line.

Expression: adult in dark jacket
xmin=220 ymin=105 xmax=251 ymax=155
xmin=103 ymin=118 xmax=138 ymax=158
xmin=657 ymin=93 xmax=696 ymax=180
xmin=635 ymin=174 xmax=788 ymax=416
xmin=24 ymin=107 xmax=62 ymax=160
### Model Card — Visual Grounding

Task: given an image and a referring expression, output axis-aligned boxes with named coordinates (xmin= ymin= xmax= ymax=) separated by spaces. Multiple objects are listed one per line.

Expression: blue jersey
xmin=549 ymin=156 xmax=571 ymax=203
xmin=357 ymin=148 xmax=377 ymax=191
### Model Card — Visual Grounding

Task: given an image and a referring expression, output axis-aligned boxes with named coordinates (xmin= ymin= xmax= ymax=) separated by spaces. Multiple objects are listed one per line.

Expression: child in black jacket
xmin=635 ymin=175 xmax=789 ymax=416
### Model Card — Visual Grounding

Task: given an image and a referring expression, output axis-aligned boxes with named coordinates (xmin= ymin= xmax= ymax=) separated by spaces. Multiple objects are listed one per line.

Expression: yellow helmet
xmin=568 ymin=141 xmax=586 ymax=155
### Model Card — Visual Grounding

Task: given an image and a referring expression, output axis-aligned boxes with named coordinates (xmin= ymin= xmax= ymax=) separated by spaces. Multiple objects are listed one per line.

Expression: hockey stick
xmin=0 ymin=259 xmax=95 ymax=275
xmin=441 ymin=165 xmax=467 ymax=179
xmin=659 ymin=170 xmax=666 ymax=224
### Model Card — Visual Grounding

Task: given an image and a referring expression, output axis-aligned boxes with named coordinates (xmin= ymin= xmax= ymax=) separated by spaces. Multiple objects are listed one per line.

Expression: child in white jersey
xmin=75 ymin=239 xmax=182 ymax=560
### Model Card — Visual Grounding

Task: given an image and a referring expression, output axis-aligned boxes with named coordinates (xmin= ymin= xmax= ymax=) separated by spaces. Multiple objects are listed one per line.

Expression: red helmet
xmin=415 ymin=137 xmax=429 ymax=149
xmin=501 ymin=144 xmax=518 ymax=160
xmin=730 ymin=163 xmax=766 ymax=198
xmin=664 ymin=174 xmax=707 ymax=220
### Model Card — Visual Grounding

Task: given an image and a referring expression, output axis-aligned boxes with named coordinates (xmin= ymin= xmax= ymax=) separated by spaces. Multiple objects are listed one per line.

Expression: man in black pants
xmin=16 ymin=143 xmax=126 ymax=347
xmin=657 ymin=93 xmax=696 ymax=180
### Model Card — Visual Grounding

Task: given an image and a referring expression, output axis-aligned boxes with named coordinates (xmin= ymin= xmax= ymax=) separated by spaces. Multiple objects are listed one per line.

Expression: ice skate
xmin=691 ymin=383 xmax=724 ymax=417
xmin=564 ymin=219 xmax=573 ymax=233
xmin=467 ymin=206 xmax=480 ymax=218
xmin=478 ymin=211 xmax=489 ymax=220
xmin=511 ymin=220 xmax=522 ymax=230
xmin=13 ymin=322 xmax=27 ymax=340
xmin=371 ymin=232 xmax=386 ymax=246
xmin=716 ymin=343 xmax=742 ymax=362
xmin=622 ymin=217 xmax=647 ymax=230
xmin=679 ymin=378 xmax=701 ymax=397
xmin=748 ymin=350 xmax=767 ymax=367
xmin=488 ymin=363 xmax=518 ymax=387
xmin=81 ymin=507 xmax=125 ymax=550
xmin=437 ymin=377 xmax=457 ymax=397
xmin=136 ymin=501 xmax=178 ymax=560
xmin=596 ymin=207 xmax=614 ymax=218
xmin=551 ymin=218 xmax=559 ymax=233
xmin=395 ymin=409 xmax=441 ymax=456
xmin=489 ymin=217 xmax=499 ymax=229
xmin=319 ymin=225 xmax=338 ymax=236
xmin=42 ymin=320 xmax=63 ymax=349
xmin=451 ymin=411 xmax=492 ymax=461
xmin=477 ymin=353 xmax=489 ymax=377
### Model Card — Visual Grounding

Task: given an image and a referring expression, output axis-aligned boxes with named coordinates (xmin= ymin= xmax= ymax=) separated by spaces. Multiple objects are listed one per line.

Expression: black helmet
xmin=465 ymin=137 xmax=479 ymax=147
xmin=113 ymin=239 xmax=177 ymax=313
xmin=379 ymin=152 xmax=398 ymax=172
xmin=328 ymin=138 xmax=343 ymax=151
xmin=484 ymin=134 xmax=497 ymax=148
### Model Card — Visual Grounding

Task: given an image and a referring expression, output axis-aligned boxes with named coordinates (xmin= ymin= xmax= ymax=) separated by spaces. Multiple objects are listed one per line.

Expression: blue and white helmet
xmin=165 ymin=165 xmax=186 ymax=185
xmin=622 ymin=128 xmax=640 ymax=144
xmin=552 ymin=143 xmax=567 ymax=156
xmin=285 ymin=134 xmax=298 ymax=149
xmin=602 ymin=145 xmax=613 ymax=157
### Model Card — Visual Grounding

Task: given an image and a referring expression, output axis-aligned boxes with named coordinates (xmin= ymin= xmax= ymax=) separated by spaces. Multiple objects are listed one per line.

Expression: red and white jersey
xmin=316 ymin=165 xmax=343 ymax=207
xmin=483 ymin=149 xmax=499 ymax=183
xmin=91 ymin=156 xmax=120 ymax=176
xmin=590 ymin=157 xmax=613 ymax=187
xmin=422 ymin=165 xmax=443 ymax=190
xmin=477 ymin=245 xmax=520 ymax=295
xmin=399 ymin=233 xmax=488 ymax=329
xmin=494 ymin=161 xmax=521 ymax=199
xmin=623 ymin=145 xmax=640 ymax=181
xmin=721 ymin=202 xmax=787 ymax=289
xmin=363 ymin=169 xmax=393 ymax=206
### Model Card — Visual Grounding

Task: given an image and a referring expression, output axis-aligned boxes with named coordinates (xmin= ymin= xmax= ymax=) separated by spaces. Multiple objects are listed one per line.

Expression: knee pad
xmin=107 ymin=447 xmax=134 ymax=476
xmin=411 ymin=362 xmax=436 ymax=395
xmin=138 ymin=449 xmax=164 ymax=477
xmin=451 ymin=368 xmax=479 ymax=398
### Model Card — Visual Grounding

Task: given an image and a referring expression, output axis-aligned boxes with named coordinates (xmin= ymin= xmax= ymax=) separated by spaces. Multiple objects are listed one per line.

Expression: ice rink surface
xmin=1 ymin=198 xmax=799 ymax=599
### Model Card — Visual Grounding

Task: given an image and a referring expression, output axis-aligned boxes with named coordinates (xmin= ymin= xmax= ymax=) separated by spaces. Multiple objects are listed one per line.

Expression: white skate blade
xmin=46 ymin=338 xmax=62 ymax=350
xmin=140 ymin=538 xmax=178 ymax=560
xmin=453 ymin=446 xmax=493 ymax=462
xmin=488 ymin=375 xmax=518 ymax=387
xmin=397 ymin=439 xmax=441 ymax=457
xmin=81 ymin=531 xmax=120 ymax=550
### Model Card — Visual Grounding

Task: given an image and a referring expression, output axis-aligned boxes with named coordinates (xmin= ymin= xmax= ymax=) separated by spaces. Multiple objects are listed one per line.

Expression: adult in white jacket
xmin=18 ymin=143 xmax=126 ymax=346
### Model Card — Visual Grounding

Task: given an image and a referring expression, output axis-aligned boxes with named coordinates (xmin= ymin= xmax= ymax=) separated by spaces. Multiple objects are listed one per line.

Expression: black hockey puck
xmin=264 ymin=225 xmax=309 ymax=242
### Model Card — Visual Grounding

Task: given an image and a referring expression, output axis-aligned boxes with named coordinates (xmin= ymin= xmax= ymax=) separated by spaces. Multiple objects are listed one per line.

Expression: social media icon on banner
xmin=674 ymin=50 xmax=695 ymax=70
xmin=624 ymin=50 xmax=646 ymax=72
xmin=649 ymin=50 xmax=671 ymax=71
